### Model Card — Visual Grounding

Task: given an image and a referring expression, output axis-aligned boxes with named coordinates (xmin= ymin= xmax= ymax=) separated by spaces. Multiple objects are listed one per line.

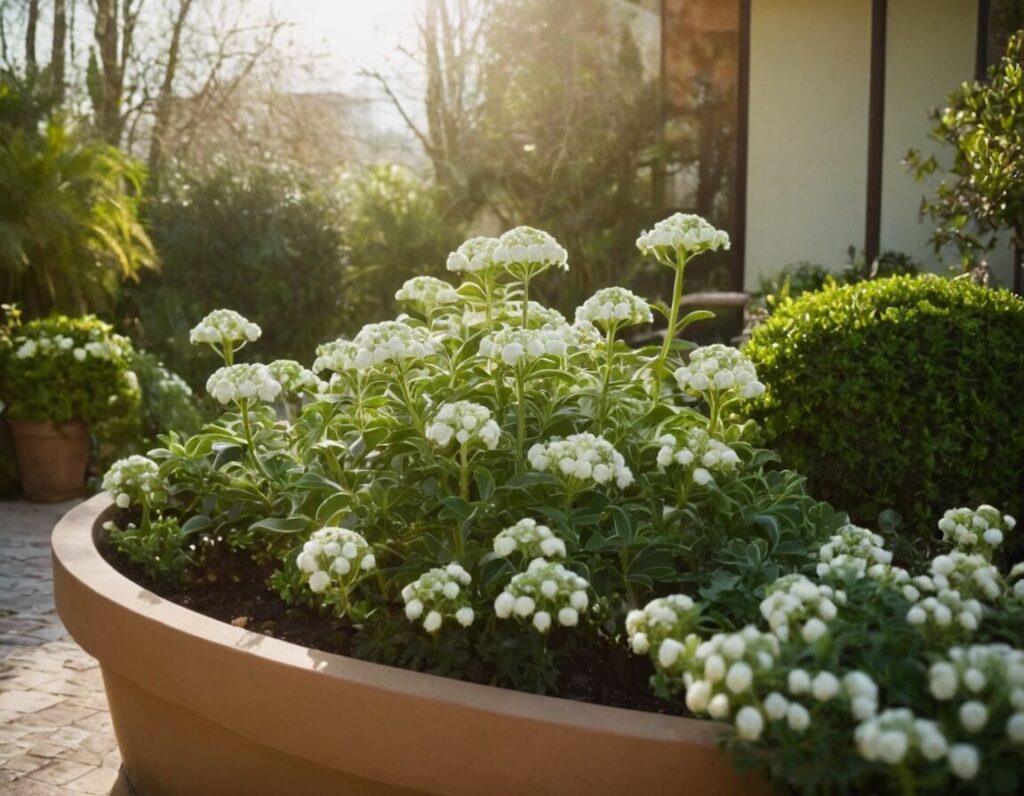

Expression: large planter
xmin=52 ymin=495 xmax=769 ymax=796
xmin=10 ymin=418 xmax=89 ymax=501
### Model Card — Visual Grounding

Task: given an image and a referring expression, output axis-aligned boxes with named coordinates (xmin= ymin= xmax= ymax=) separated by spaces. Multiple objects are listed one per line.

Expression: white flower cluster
xmin=625 ymin=594 xmax=701 ymax=664
xmin=636 ymin=213 xmax=730 ymax=264
xmin=906 ymin=587 xmax=984 ymax=634
xmin=297 ymin=528 xmax=376 ymax=595
xmin=759 ymin=574 xmax=845 ymax=643
xmin=938 ymin=505 xmax=1015 ymax=557
xmin=395 ymin=276 xmax=460 ymax=311
xmin=680 ymin=626 xmax=782 ymax=741
xmin=492 ymin=519 xmax=566 ymax=559
xmin=478 ymin=326 xmax=573 ymax=367
xmin=855 ymin=709 xmax=950 ymax=768
xmin=446 ymin=236 xmax=499 ymax=274
xmin=816 ymin=524 xmax=894 ymax=579
xmin=267 ymin=359 xmax=319 ymax=396
xmin=15 ymin=332 xmax=124 ymax=362
xmin=349 ymin=321 xmax=438 ymax=370
xmin=528 ymin=433 xmax=634 ymax=489
xmin=928 ymin=645 xmax=1024 ymax=778
xmin=492 ymin=226 xmax=568 ymax=277
xmin=189 ymin=309 xmax=261 ymax=348
xmin=494 ymin=558 xmax=589 ymax=632
xmin=312 ymin=339 xmax=358 ymax=374
xmin=574 ymin=287 xmax=652 ymax=331
xmin=425 ymin=401 xmax=501 ymax=450
xmin=102 ymin=455 xmax=166 ymax=509
xmin=402 ymin=564 xmax=475 ymax=632
xmin=501 ymin=301 xmax=568 ymax=330
xmin=655 ymin=428 xmax=740 ymax=486
xmin=674 ymin=345 xmax=765 ymax=402
xmin=930 ymin=552 xmax=1003 ymax=602
xmin=206 ymin=363 xmax=282 ymax=405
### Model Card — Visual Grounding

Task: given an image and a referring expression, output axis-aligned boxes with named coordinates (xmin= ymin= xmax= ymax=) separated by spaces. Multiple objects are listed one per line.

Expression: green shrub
xmin=0 ymin=314 xmax=139 ymax=425
xmin=745 ymin=275 xmax=1024 ymax=549
xmin=129 ymin=162 xmax=347 ymax=386
xmin=338 ymin=164 xmax=462 ymax=329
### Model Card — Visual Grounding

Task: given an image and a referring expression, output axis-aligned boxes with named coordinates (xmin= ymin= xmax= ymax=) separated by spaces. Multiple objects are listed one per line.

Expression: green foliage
xmin=907 ymin=32 xmax=1024 ymax=272
xmin=108 ymin=514 xmax=192 ymax=583
xmin=338 ymin=164 xmax=462 ymax=330
xmin=0 ymin=314 xmax=140 ymax=424
xmin=0 ymin=101 xmax=155 ymax=318
xmin=130 ymin=161 xmax=347 ymax=386
xmin=745 ymin=275 xmax=1024 ymax=548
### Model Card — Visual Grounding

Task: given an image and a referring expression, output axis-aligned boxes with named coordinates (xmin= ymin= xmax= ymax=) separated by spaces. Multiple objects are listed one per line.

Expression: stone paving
xmin=0 ymin=500 xmax=127 ymax=795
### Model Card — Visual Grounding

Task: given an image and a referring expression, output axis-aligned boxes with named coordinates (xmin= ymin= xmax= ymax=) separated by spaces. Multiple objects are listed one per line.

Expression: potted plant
xmin=54 ymin=215 xmax=1024 ymax=794
xmin=0 ymin=310 xmax=139 ymax=501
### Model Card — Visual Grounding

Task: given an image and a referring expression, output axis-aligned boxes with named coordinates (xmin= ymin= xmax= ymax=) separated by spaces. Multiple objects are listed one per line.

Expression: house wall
xmin=743 ymin=0 xmax=1010 ymax=288
xmin=881 ymin=0 xmax=1014 ymax=284
xmin=744 ymin=0 xmax=872 ymax=289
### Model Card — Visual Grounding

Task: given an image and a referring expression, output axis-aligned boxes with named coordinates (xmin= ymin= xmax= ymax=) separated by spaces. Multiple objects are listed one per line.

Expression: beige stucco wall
xmin=744 ymin=0 xmax=872 ymax=290
xmin=881 ymin=0 xmax=1014 ymax=285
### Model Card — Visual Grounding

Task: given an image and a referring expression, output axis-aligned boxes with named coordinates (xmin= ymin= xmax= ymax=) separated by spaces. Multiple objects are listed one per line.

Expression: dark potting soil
xmin=102 ymin=544 xmax=681 ymax=716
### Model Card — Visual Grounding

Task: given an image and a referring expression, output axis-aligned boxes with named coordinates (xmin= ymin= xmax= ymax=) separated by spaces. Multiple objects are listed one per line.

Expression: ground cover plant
xmin=101 ymin=215 xmax=1022 ymax=793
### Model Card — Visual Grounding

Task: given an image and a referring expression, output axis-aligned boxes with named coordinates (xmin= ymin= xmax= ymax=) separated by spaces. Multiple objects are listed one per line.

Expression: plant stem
xmin=620 ymin=547 xmax=638 ymax=610
xmin=239 ymin=401 xmax=273 ymax=480
xmin=514 ymin=368 xmax=527 ymax=471
xmin=459 ymin=444 xmax=470 ymax=501
xmin=521 ymin=276 xmax=530 ymax=327
xmin=597 ymin=326 xmax=616 ymax=429
xmin=654 ymin=254 xmax=687 ymax=397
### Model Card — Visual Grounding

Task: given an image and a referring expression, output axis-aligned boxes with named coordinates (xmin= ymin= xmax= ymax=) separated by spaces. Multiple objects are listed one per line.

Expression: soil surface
xmin=102 ymin=543 xmax=682 ymax=716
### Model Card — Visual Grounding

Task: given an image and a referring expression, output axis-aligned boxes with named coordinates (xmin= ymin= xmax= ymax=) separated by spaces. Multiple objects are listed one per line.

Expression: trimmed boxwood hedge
xmin=744 ymin=275 xmax=1024 ymax=548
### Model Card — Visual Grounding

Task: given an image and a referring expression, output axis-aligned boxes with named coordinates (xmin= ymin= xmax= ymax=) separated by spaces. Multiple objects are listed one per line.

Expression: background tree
xmin=908 ymin=31 xmax=1024 ymax=293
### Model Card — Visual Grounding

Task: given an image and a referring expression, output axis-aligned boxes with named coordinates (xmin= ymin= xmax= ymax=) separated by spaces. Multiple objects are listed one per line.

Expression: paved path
xmin=0 ymin=500 xmax=126 ymax=795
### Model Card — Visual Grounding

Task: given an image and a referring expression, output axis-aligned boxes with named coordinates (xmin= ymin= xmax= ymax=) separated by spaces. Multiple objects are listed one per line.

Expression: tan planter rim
xmin=53 ymin=494 xmax=752 ymax=794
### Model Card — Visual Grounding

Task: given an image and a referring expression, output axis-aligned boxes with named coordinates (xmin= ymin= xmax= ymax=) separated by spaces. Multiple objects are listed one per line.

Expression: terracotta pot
xmin=9 ymin=418 xmax=89 ymax=502
xmin=53 ymin=496 xmax=770 ymax=796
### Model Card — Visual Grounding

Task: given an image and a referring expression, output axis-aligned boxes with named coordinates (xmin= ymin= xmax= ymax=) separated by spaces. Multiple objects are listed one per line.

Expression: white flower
xmin=313 ymin=339 xmax=359 ymax=374
xmin=685 ymin=680 xmax=712 ymax=713
xmin=298 ymin=528 xmax=374 ymax=610
xmin=856 ymin=709 xmax=948 ymax=768
xmin=725 ymin=662 xmax=753 ymax=694
xmin=708 ymin=693 xmax=731 ymax=719
xmin=492 ymin=226 xmax=568 ymax=281
xmin=1007 ymin=713 xmax=1024 ymax=743
xmin=654 ymin=428 xmax=740 ymax=488
xmin=493 ymin=519 xmax=566 ymax=560
xmin=395 ymin=276 xmax=460 ymax=312
xmin=624 ymin=594 xmax=700 ymax=669
xmin=760 ymin=574 xmax=842 ymax=643
xmin=529 ymin=433 xmax=633 ymax=490
xmin=425 ymin=401 xmax=501 ymax=451
xmin=206 ymin=364 xmax=282 ymax=405
xmin=189 ymin=309 xmax=261 ymax=349
xmin=308 ymin=571 xmax=331 ymax=593
xmin=102 ymin=456 xmax=167 ymax=508
xmin=735 ymin=706 xmax=764 ymax=741
xmin=15 ymin=339 xmax=37 ymax=358
xmin=574 ymin=287 xmax=652 ymax=331
xmin=786 ymin=703 xmax=810 ymax=731
xmin=479 ymin=325 xmax=578 ymax=367
xmin=636 ymin=213 xmax=730 ymax=265
xmin=447 ymin=236 xmax=500 ymax=274
xmin=675 ymin=345 xmax=764 ymax=402
xmin=495 ymin=558 xmax=589 ymax=634
xmin=948 ymin=743 xmax=979 ymax=780
xmin=763 ymin=692 xmax=789 ymax=721
xmin=266 ymin=359 xmax=318 ymax=397
xmin=939 ymin=505 xmax=1013 ymax=556
xmin=811 ymin=671 xmax=840 ymax=702
xmin=959 ymin=701 xmax=988 ymax=733
xmin=788 ymin=669 xmax=811 ymax=695
xmin=402 ymin=564 xmax=474 ymax=633
xmin=350 ymin=320 xmax=438 ymax=371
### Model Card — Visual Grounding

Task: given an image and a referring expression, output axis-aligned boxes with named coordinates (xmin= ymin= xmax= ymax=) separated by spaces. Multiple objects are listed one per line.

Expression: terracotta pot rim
xmin=53 ymin=495 xmax=752 ymax=794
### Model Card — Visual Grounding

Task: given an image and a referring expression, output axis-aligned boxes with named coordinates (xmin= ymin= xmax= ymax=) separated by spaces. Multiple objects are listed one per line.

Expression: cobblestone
xmin=0 ymin=500 xmax=129 ymax=794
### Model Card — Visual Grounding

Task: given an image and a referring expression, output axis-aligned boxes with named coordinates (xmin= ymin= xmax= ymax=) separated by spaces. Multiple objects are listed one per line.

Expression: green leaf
xmin=249 ymin=516 xmax=311 ymax=534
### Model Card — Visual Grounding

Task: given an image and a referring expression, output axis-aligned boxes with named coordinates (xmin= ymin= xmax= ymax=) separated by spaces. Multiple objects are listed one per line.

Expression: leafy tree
xmin=0 ymin=76 xmax=155 ymax=319
xmin=908 ymin=31 xmax=1024 ymax=291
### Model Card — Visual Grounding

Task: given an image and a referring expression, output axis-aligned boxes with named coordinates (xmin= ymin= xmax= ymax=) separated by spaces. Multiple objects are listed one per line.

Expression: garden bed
xmin=54 ymin=495 xmax=763 ymax=796
xmin=102 ymin=521 xmax=676 ymax=715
